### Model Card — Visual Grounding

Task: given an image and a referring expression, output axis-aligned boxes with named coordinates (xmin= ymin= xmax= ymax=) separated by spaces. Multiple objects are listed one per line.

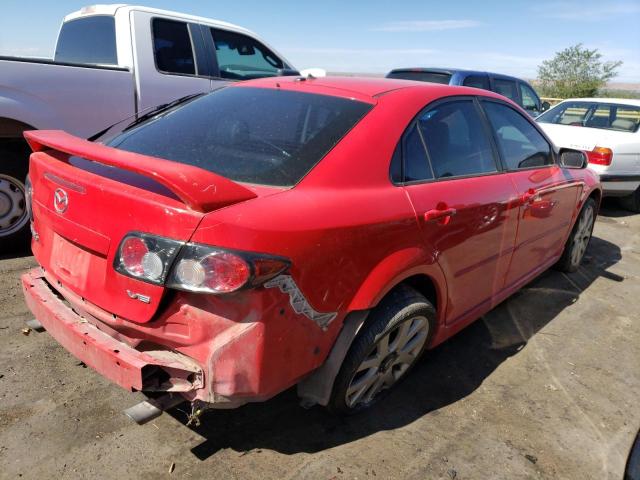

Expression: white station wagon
xmin=537 ymin=98 xmax=640 ymax=212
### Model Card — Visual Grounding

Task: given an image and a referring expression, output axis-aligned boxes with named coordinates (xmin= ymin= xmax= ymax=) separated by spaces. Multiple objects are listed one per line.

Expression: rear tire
xmin=619 ymin=187 xmax=640 ymax=213
xmin=328 ymin=285 xmax=435 ymax=415
xmin=555 ymin=198 xmax=596 ymax=273
xmin=0 ymin=140 xmax=31 ymax=250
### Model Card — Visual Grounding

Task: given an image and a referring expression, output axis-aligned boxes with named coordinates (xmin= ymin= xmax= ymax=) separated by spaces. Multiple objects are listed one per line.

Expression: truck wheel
xmin=0 ymin=142 xmax=30 ymax=248
xmin=328 ymin=285 xmax=435 ymax=414
xmin=555 ymin=198 xmax=596 ymax=273
xmin=619 ymin=187 xmax=640 ymax=213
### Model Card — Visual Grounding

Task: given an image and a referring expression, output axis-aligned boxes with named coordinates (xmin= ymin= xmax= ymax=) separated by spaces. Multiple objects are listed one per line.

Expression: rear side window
xmin=483 ymin=101 xmax=552 ymax=170
xmin=55 ymin=16 xmax=117 ymax=65
xmin=611 ymin=106 xmax=640 ymax=132
xmin=403 ymin=124 xmax=433 ymax=182
xmin=463 ymin=75 xmax=490 ymax=90
xmin=492 ymin=78 xmax=518 ymax=102
xmin=418 ymin=100 xmax=497 ymax=179
xmin=107 ymin=87 xmax=372 ymax=186
xmin=386 ymin=71 xmax=452 ymax=84
xmin=211 ymin=29 xmax=284 ymax=80
xmin=152 ymin=19 xmax=195 ymax=75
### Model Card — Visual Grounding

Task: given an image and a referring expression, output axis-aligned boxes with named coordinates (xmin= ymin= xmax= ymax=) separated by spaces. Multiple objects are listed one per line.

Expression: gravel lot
xmin=1 ymin=200 xmax=639 ymax=480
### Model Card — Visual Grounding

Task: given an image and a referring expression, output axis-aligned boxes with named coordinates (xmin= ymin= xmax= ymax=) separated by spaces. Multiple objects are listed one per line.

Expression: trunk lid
xmin=539 ymin=123 xmax=630 ymax=151
xmin=25 ymin=130 xmax=258 ymax=323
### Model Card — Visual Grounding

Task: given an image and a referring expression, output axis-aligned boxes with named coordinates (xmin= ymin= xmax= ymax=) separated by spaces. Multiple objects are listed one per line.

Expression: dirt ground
xmin=1 ymin=199 xmax=639 ymax=480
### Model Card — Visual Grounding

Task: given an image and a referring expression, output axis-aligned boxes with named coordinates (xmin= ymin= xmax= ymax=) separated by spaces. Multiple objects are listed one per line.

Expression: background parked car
xmin=386 ymin=67 xmax=549 ymax=117
xmin=0 ymin=4 xmax=306 ymax=247
xmin=537 ymin=98 xmax=640 ymax=212
xmin=22 ymin=77 xmax=600 ymax=419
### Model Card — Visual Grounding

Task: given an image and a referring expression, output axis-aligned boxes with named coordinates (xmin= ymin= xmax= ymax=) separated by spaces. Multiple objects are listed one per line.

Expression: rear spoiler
xmin=24 ymin=130 xmax=257 ymax=212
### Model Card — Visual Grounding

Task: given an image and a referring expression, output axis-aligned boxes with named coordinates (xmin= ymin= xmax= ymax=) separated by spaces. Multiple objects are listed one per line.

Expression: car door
xmin=130 ymin=11 xmax=212 ymax=111
xmin=398 ymin=98 xmax=520 ymax=325
xmin=480 ymin=98 xmax=582 ymax=288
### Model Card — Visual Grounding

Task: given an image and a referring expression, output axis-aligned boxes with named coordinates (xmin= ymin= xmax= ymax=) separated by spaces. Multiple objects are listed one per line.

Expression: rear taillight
xmin=586 ymin=146 xmax=613 ymax=166
xmin=114 ymin=232 xmax=289 ymax=293
xmin=114 ymin=233 xmax=183 ymax=284
xmin=167 ymin=244 xmax=289 ymax=294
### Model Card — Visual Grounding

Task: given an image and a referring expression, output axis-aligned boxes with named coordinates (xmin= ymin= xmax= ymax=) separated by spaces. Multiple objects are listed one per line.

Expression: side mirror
xmin=559 ymin=149 xmax=587 ymax=169
xmin=541 ymin=101 xmax=551 ymax=112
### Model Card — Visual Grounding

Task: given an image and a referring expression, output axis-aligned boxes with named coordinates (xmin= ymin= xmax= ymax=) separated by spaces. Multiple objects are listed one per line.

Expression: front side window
xmin=55 ymin=16 xmax=118 ymax=65
xmin=106 ymin=87 xmax=372 ymax=186
xmin=211 ymin=29 xmax=284 ymax=80
xmin=417 ymin=100 xmax=497 ymax=179
xmin=519 ymin=83 xmax=540 ymax=113
xmin=152 ymin=19 xmax=195 ymax=75
xmin=492 ymin=78 xmax=518 ymax=102
xmin=483 ymin=101 xmax=552 ymax=170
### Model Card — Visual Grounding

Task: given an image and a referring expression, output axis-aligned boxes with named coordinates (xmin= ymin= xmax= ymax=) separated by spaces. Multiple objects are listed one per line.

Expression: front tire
xmin=329 ymin=285 xmax=435 ymax=414
xmin=555 ymin=198 xmax=596 ymax=273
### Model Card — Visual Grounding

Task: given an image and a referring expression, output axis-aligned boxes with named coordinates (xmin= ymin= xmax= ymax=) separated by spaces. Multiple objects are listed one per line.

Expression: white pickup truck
xmin=0 ymin=4 xmax=305 ymax=246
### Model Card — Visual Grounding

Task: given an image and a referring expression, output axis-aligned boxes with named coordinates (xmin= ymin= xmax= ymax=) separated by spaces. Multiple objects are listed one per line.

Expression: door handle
xmin=521 ymin=189 xmax=538 ymax=205
xmin=424 ymin=207 xmax=457 ymax=223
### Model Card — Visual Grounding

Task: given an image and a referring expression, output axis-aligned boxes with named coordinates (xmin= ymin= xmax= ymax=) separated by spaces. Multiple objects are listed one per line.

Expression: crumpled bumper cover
xmin=21 ymin=268 xmax=202 ymax=393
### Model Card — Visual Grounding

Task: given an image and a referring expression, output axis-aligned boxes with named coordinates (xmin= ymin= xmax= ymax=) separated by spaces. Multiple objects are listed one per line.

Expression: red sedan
xmin=22 ymin=77 xmax=600 ymax=418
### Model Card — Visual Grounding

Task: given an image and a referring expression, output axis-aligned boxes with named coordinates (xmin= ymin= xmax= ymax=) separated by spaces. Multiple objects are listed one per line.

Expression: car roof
xmin=388 ymin=67 xmax=527 ymax=83
xmin=559 ymin=98 xmax=640 ymax=107
xmin=65 ymin=4 xmax=253 ymax=37
xmin=237 ymin=75 xmax=498 ymax=103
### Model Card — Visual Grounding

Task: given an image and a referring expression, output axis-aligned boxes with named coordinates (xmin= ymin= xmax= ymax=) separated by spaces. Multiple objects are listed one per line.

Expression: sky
xmin=1 ymin=0 xmax=639 ymax=82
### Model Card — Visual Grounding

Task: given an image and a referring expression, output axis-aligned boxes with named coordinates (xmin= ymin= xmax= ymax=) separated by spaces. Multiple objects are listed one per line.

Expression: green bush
xmin=537 ymin=44 xmax=622 ymax=98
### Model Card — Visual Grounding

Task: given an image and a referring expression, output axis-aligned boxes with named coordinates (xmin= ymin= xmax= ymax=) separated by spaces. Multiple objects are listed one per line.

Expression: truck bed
xmin=0 ymin=56 xmax=135 ymax=138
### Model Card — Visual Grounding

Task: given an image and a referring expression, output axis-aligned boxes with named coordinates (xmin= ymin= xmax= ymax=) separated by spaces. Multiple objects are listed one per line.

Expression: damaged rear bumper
xmin=21 ymin=268 xmax=203 ymax=394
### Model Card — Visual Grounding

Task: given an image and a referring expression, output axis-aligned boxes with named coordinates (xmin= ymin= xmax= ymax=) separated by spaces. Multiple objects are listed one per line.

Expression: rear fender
xmin=297 ymin=247 xmax=447 ymax=406
xmin=347 ymin=246 xmax=447 ymax=322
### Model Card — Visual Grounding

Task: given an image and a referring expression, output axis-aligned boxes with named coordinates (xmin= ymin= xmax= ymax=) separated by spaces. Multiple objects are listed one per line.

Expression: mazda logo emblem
xmin=53 ymin=188 xmax=68 ymax=214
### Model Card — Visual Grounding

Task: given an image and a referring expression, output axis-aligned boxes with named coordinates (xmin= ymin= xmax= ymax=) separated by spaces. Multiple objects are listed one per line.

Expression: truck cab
xmin=0 ymin=4 xmax=301 ymax=246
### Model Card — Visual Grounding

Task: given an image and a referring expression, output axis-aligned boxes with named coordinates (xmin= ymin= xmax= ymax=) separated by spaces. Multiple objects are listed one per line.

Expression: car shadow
xmin=165 ymin=234 xmax=622 ymax=460
xmin=0 ymin=243 xmax=32 ymax=261
xmin=599 ymin=198 xmax=637 ymax=218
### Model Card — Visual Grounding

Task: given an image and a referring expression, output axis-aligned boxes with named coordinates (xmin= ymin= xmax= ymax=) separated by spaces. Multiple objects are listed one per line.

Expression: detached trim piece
xmin=264 ymin=275 xmax=337 ymax=330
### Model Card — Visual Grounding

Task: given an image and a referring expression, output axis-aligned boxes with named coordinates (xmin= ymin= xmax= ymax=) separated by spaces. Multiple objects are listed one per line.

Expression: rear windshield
xmin=537 ymin=101 xmax=640 ymax=132
xmin=106 ymin=87 xmax=372 ymax=186
xmin=55 ymin=16 xmax=118 ymax=65
xmin=386 ymin=71 xmax=452 ymax=84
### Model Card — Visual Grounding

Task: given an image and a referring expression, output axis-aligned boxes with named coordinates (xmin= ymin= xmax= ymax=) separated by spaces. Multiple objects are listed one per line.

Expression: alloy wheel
xmin=571 ymin=205 xmax=594 ymax=266
xmin=345 ymin=315 xmax=429 ymax=408
xmin=0 ymin=174 xmax=28 ymax=238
